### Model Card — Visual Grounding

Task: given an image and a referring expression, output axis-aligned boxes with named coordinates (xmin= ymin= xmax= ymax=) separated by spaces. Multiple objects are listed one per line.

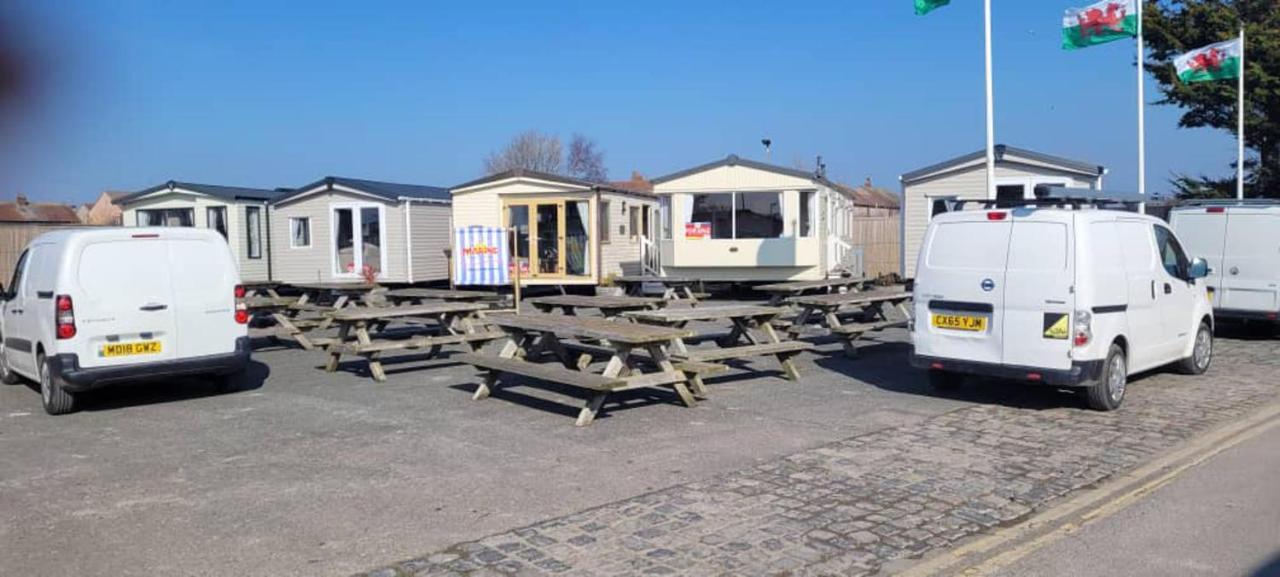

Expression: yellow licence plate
xmin=931 ymin=313 xmax=987 ymax=332
xmin=101 ymin=341 xmax=162 ymax=357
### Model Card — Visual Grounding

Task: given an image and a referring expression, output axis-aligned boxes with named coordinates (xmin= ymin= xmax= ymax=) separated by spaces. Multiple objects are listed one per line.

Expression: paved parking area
xmin=1 ymin=321 xmax=1276 ymax=577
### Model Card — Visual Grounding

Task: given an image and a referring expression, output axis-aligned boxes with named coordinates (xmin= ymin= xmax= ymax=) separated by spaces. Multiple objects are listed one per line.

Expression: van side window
xmin=1153 ymin=225 xmax=1189 ymax=279
xmin=8 ymin=249 xmax=27 ymax=297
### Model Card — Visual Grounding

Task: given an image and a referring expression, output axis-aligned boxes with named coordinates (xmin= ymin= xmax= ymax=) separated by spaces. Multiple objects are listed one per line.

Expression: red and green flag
xmin=915 ymin=0 xmax=950 ymax=16
xmin=1061 ymin=0 xmax=1138 ymax=50
xmin=1174 ymin=39 xmax=1242 ymax=83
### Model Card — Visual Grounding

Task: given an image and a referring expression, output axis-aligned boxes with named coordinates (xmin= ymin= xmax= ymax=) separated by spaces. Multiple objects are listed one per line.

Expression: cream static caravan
xmin=118 ymin=181 xmax=277 ymax=283
xmin=450 ymin=169 xmax=658 ymax=286
xmin=650 ymin=155 xmax=876 ymax=283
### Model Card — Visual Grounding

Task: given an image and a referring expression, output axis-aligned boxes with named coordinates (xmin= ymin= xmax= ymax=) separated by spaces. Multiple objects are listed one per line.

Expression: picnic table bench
xmin=789 ymin=289 xmax=912 ymax=357
xmin=755 ymin=276 xmax=870 ymax=305
xmin=456 ymin=313 xmax=697 ymax=427
xmin=625 ymin=305 xmax=810 ymax=387
xmin=324 ymin=302 xmax=502 ymax=381
xmin=613 ymin=276 xmax=707 ymax=305
xmin=242 ymin=281 xmax=284 ymax=298
xmin=527 ymin=294 xmax=665 ymax=318
xmin=382 ymin=287 xmax=509 ymax=306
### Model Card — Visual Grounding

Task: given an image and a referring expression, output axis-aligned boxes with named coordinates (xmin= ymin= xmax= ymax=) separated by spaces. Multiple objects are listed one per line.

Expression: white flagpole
xmin=984 ymin=0 xmax=996 ymax=199
xmin=1237 ymin=26 xmax=1246 ymax=200
xmin=1136 ymin=0 xmax=1147 ymax=213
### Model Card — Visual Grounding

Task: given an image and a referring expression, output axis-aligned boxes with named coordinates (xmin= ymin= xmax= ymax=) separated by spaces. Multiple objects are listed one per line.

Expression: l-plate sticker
xmin=1043 ymin=313 xmax=1069 ymax=340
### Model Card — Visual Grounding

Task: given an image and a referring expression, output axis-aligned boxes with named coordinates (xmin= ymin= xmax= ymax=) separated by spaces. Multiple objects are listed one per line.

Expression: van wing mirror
xmin=1188 ymin=257 xmax=1210 ymax=280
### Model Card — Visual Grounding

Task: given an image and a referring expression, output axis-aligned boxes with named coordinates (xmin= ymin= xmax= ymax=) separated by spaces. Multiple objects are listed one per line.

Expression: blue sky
xmin=1 ymin=0 xmax=1239 ymax=203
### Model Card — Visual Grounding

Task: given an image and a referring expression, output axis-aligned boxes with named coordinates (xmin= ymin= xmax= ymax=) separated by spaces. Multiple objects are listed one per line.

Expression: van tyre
xmin=1085 ymin=344 xmax=1126 ymax=411
xmin=928 ymin=370 xmax=963 ymax=391
xmin=39 ymin=354 xmax=77 ymax=415
xmin=1177 ymin=322 xmax=1213 ymax=375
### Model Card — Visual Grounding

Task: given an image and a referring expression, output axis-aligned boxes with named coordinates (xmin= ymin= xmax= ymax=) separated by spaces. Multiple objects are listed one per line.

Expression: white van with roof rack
xmin=0 ymin=227 xmax=251 ymax=414
xmin=1169 ymin=199 xmax=1280 ymax=324
xmin=910 ymin=190 xmax=1214 ymax=410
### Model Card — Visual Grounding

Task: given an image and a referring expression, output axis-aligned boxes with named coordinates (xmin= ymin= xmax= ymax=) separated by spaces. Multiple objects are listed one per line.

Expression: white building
xmin=899 ymin=145 xmax=1106 ymax=278
xmin=118 ymin=181 xmax=277 ymax=283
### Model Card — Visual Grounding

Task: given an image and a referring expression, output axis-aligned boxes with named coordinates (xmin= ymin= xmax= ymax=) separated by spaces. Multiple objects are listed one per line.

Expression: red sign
xmin=685 ymin=222 xmax=710 ymax=240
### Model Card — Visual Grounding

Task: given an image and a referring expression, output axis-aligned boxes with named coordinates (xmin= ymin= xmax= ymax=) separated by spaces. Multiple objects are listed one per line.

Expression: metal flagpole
xmin=1136 ymin=0 xmax=1147 ymax=213
xmin=984 ymin=0 xmax=996 ymax=199
xmin=1237 ymin=26 xmax=1246 ymax=200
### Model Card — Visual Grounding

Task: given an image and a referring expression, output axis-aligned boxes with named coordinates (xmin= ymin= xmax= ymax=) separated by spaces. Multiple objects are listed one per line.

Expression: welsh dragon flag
xmin=1174 ymin=39 xmax=1242 ymax=84
xmin=915 ymin=0 xmax=949 ymax=15
xmin=1062 ymin=0 xmax=1138 ymax=50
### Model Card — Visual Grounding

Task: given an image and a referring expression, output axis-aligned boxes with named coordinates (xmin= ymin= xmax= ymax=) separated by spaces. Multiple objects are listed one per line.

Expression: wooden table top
xmin=755 ymin=277 xmax=869 ymax=293
xmin=789 ymin=289 xmax=911 ymax=308
xmin=528 ymin=294 xmax=664 ymax=309
xmin=487 ymin=313 xmax=693 ymax=344
xmin=385 ymin=287 xmax=506 ymax=301
xmin=243 ymin=296 xmax=298 ymax=309
xmin=624 ymin=305 xmax=785 ymax=324
xmin=330 ymin=302 xmax=487 ymax=322
xmin=613 ymin=276 xmax=698 ymax=285
xmin=290 ymin=282 xmax=380 ymax=293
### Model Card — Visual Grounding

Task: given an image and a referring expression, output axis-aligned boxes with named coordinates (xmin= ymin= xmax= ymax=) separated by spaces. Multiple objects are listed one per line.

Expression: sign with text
xmin=454 ymin=227 xmax=510 ymax=285
xmin=685 ymin=222 xmax=711 ymax=240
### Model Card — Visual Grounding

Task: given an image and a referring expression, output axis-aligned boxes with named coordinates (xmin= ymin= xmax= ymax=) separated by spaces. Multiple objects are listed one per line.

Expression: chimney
xmin=815 ymin=156 xmax=826 ymax=179
xmin=864 ymin=177 xmax=873 ymax=188
xmin=15 ymin=194 xmax=28 ymax=206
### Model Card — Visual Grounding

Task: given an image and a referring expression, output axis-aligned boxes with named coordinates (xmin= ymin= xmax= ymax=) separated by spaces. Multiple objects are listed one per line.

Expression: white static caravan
xmin=118 ymin=181 xmax=277 ymax=283
xmin=268 ymin=177 xmax=451 ymax=285
xmin=649 ymin=155 xmax=868 ymax=283
xmin=450 ymin=170 xmax=658 ymax=286
xmin=899 ymin=145 xmax=1106 ymax=279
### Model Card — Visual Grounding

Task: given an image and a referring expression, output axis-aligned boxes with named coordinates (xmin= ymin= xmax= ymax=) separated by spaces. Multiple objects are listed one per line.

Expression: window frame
xmin=289 ymin=216 xmax=311 ymax=249
xmin=688 ymin=191 xmax=784 ymax=240
xmin=245 ymin=206 xmax=263 ymax=260
xmin=136 ymin=208 xmax=194 ymax=227
xmin=206 ymin=206 xmax=228 ymax=239
xmin=599 ymin=200 xmax=611 ymax=244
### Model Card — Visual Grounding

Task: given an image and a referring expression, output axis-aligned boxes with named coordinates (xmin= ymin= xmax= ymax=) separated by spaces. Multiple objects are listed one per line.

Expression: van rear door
xmin=167 ymin=238 xmax=240 ymax=358
xmin=1219 ymin=211 xmax=1280 ymax=313
xmin=74 ymin=239 xmax=179 ymax=368
xmin=914 ymin=214 xmax=1010 ymax=365
xmin=999 ymin=213 xmax=1074 ymax=370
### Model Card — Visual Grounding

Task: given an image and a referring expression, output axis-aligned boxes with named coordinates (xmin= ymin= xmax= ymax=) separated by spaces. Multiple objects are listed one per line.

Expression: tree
xmin=566 ymin=134 xmax=608 ymax=181
xmin=1144 ymin=0 xmax=1280 ymax=198
xmin=483 ymin=130 xmax=563 ymax=174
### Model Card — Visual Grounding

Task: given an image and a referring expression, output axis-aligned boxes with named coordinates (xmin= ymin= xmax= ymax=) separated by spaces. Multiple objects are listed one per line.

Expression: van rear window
xmin=926 ymin=222 xmax=1010 ymax=270
xmin=1008 ymin=222 xmax=1068 ymax=271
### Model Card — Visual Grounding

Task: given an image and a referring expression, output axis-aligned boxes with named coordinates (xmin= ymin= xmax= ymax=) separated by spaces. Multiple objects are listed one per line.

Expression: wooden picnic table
xmin=383 ymin=287 xmax=508 ymax=305
xmin=527 ymin=294 xmax=665 ymax=318
xmin=613 ymin=276 xmax=707 ymax=305
xmin=324 ymin=302 xmax=501 ymax=382
xmin=242 ymin=281 xmax=284 ymax=298
xmin=456 ymin=313 xmax=698 ymax=427
xmin=625 ymin=305 xmax=811 ymax=388
xmin=755 ymin=276 xmax=870 ymax=306
xmin=264 ymin=284 xmax=381 ymax=350
xmin=788 ymin=289 xmax=912 ymax=357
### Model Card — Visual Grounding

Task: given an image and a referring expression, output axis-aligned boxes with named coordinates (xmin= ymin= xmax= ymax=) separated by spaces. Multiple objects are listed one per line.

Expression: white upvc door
xmin=330 ymin=203 xmax=387 ymax=279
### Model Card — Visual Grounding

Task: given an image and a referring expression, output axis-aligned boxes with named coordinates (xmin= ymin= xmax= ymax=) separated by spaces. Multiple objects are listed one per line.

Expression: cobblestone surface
xmin=355 ymin=338 xmax=1280 ymax=577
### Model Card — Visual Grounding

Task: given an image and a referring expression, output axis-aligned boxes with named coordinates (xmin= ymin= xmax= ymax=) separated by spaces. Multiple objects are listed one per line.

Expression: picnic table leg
xmin=473 ymin=332 xmax=527 ymax=401
xmin=759 ymin=320 xmax=802 ymax=381
xmin=325 ymin=322 xmax=352 ymax=372
xmin=681 ymin=286 xmax=700 ymax=306
xmin=646 ymin=344 xmax=696 ymax=408
xmin=576 ymin=344 xmax=630 ymax=427
xmin=355 ymin=323 xmax=388 ymax=382
xmin=768 ymin=294 xmax=785 ymax=307
xmin=661 ymin=287 xmax=676 ymax=301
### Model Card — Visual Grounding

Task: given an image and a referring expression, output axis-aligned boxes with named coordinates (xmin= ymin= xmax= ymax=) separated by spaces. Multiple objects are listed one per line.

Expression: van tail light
xmin=1206 ymin=207 xmax=1225 ymax=213
xmin=55 ymin=295 xmax=76 ymax=339
xmin=1073 ymin=310 xmax=1092 ymax=348
xmin=234 ymin=285 xmax=249 ymax=324
xmin=987 ymin=211 xmax=1008 ymax=221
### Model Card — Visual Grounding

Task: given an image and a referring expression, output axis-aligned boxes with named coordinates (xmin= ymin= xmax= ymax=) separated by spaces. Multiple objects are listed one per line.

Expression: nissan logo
xmin=981 ymin=278 xmax=996 ymax=292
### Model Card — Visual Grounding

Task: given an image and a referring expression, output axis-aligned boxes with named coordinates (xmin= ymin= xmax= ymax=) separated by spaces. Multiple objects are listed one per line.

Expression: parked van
xmin=910 ymin=198 xmax=1214 ymax=410
xmin=1169 ymin=200 xmax=1280 ymax=323
xmin=0 ymin=228 xmax=251 ymax=414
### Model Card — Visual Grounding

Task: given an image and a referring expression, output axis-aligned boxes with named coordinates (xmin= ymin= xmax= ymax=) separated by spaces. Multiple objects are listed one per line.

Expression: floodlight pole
xmin=984 ymin=0 xmax=996 ymax=200
xmin=1238 ymin=26 xmax=1246 ymax=200
xmin=1136 ymin=0 xmax=1146 ymax=213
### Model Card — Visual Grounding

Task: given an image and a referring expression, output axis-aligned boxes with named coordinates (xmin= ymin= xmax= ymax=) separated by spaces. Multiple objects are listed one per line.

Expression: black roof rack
xmin=949 ymin=186 xmax=1145 ymax=212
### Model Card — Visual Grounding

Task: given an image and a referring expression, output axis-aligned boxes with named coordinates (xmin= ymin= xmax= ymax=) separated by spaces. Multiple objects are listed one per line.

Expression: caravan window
xmin=245 ymin=206 xmax=263 ymax=259
xmin=137 ymin=208 xmax=193 ymax=227
xmin=735 ymin=192 xmax=783 ymax=238
xmin=206 ymin=207 xmax=228 ymax=238
xmin=799 ymin=191 xmax=815 ymax=237
xmin=690 ymin=194 xmax=734 ymax=239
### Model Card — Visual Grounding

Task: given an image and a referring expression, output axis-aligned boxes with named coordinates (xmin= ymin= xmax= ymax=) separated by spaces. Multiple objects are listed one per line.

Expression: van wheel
xmin=1085 ymin=344 xmax=1126 ymax=411
xmin=1177 ymin=322 xmax=1213 ymax=375
xmin=38 ymin=354 xmax=77 ymax=415
xmin=928 ymin=370 xmax=963 ymax=391
xmin=0 ymin=342 xmax=21 ymax=384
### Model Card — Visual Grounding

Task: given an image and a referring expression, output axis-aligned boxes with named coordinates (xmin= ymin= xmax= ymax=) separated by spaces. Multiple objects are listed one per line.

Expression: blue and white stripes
xmin=454 ymin=227 xmax=510 ymax=286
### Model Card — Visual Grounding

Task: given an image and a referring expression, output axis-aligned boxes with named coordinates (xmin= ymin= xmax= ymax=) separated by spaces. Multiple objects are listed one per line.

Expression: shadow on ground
xmin=55 ymin=359 xmax=272 ymax=412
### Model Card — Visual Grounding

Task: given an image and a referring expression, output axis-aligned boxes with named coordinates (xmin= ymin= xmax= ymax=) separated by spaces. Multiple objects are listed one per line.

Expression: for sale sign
xmin=685 ymin=222 xmax=710 ymax=240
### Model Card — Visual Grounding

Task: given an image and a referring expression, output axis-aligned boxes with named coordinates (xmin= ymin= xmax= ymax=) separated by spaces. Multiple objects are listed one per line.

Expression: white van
xmin=910 ymin=200 xmax=1214 ymax=410
xmin=0 ymin=228 xmax=251 ymax=414
xmin=1169 ymin=200 xmax=1280 ymax=323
